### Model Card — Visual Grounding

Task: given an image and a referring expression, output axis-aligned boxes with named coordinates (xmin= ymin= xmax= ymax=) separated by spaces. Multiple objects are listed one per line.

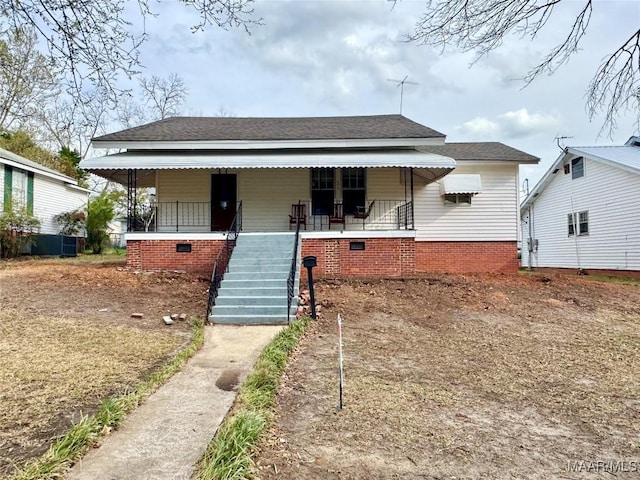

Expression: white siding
xmin=414 ymin=163 xmax=518 ymax=241
xmin=153 ymin=166 xmax=520 ymax=237
xmin=239 ymin=169 xmax=309 ymax=231
xmin=367 ymin=168 xmax=408 ymax=199
xmin=33 ymin=176 xmax=88 ymax=235
xmin=524 ymin=158 xmax=640 ymax=270
xmin=156 ymin=169 xmax=311 ymax=232
xmin=156 ymin=169 xmax=211 ymax=232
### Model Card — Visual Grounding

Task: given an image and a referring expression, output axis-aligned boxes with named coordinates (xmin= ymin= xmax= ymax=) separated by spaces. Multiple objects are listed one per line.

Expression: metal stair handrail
xmin=206 ymin=201 xmax=242 ymax=321
xmin=287 ymin=217 xmax=301 ymax=323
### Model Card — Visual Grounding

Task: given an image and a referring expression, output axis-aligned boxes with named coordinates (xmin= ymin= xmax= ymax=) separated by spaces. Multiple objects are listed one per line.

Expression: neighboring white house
xmin=521 ymin=136 xmax=640 ymax=272
xmin=1 ymin=148 xmax=90 ymax=254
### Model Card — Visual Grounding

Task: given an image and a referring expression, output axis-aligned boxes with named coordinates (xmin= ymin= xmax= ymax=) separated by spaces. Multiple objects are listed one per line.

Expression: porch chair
xmin=328 ymin=203 xmax=346 ymax=230
xmin=289 ymin=202 xmax=307 ymax=230
xmin=353 ymin=199 xmax=375 ymax=229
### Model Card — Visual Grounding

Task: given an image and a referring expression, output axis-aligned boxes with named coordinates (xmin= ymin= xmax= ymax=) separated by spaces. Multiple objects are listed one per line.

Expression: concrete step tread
xmin=218 ymin=293 xmax=282 ymax=299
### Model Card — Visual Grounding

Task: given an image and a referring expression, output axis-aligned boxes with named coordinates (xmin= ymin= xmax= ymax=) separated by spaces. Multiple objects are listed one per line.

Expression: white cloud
xmin=457 ymin=108 xmax=562 ymax=140
xmin=461 ymin=117 xmax=501 ymax=137
xmin=500 ymin=109 xmax=562 ymax=137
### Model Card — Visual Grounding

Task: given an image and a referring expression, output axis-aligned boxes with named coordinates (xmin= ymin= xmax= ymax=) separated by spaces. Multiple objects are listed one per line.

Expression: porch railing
xmin=128 ymin=198 xmax=413 ymax=233
xmin=299 ymin=199 xmax=415 ymax=230
xmin=287 ymin=219 xmax=301 ymax=324
xmin=396 ymin=201 xmax=413 ymax=230
xmin=206 ymin=201 xmax=242 ymax=321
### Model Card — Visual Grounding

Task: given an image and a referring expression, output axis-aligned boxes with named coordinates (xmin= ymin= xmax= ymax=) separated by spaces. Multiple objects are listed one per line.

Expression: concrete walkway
xmin=65 ymin=325 xmax=282 ymax=480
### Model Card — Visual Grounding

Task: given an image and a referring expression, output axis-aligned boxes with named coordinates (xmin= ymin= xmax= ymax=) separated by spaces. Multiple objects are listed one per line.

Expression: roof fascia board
xmin=455 ymin=159 xmax=538 ymax=165
xmin=66 ymin=184 xmax=93 ymax=194
xmin=91 ymin=137 xmax=446 ymax=150
xmin=520 ymin=149 xmax=567 ymax=212
xmin=0 ymin=156 xmax=78 ymax=185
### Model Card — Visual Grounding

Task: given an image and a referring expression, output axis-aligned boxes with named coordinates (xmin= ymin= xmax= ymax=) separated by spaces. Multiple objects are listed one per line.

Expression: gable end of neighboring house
xmin=521 ymin=139 xmax=640 ymax=271
xmin=1 ymin=148 xmax=90 ymax=254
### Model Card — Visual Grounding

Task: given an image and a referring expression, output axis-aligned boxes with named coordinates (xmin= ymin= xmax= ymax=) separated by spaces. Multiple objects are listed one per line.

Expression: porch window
xmin=311 ymin=168 xmax=334 ymax=215
xmin=342 ymin=168 xmax=365 ymax=215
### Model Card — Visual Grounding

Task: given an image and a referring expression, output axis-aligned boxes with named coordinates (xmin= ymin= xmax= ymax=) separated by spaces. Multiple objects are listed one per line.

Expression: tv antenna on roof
xmin=555 ymin=135 xmax=573 ymax=150
xmin=387 ymin=75 xmax=418 ymax=115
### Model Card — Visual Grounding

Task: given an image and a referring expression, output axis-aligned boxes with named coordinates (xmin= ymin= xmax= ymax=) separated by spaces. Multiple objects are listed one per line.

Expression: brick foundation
xmin=301 ymin=238 xmax=517 ymax=277
xmin=126 ymin=237 xmax=518 ymax=276
xmin=301 ymin=237 xmax=416 ymax=277
xmin=126 ymin=239 xmax=224 ymax=273
xmin=415 ymin=241 xmax=518 ymax=274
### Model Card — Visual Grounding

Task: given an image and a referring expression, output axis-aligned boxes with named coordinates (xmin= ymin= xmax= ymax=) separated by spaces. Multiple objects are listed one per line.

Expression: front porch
xmin=137 ymin=198 xmax=414 ymax=233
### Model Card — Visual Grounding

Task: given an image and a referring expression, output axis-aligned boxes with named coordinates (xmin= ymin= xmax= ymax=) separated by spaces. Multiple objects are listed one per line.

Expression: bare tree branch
xmin=139 ymin=74 xmax=189 ymax=120
xmin=0 ymin=1 xmax=259 ymax=105
xmin=0 ymin=26 xmax=58 ymax=132
xmin=587 ymin=29 xmax=640 ymax=136
xmin=405 ymin=0 xmax=638 ymax=135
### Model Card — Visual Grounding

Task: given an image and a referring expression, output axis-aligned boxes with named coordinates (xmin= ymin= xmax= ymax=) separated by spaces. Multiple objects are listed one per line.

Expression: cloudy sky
xmin=129 ymin=0 xmax=639 ymax=189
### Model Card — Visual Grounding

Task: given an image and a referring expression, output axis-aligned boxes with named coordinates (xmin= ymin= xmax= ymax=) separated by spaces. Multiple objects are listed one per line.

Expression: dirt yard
xmin=0 ymin=257 xmax=208 ymax=476
xmin=256 ymin=273 xmax=640 ymax=479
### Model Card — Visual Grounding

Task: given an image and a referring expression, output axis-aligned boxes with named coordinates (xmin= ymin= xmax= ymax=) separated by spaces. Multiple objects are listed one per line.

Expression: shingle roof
xmin=92 ymin=115 xmax=445 ymax=143
xmin=418 ymin=142 xmax=539 ymax=163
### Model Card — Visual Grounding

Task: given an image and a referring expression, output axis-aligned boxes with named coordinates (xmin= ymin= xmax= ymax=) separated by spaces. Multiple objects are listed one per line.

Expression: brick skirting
xmin=127 ymin=238 xmax=518 ymax=275
xmin=301 ymin=237 xmax=415 ymax=277
xmin=415 ymin=241 xmax=518 ymax=274
xmin=127 ymin=239 xmax=224 ymax=273
xmin=301 ymin=238 xmax=517 ymax=276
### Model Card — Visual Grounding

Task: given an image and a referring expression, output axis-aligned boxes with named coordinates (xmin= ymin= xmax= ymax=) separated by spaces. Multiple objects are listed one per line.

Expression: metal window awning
xmin=439 ymin=174 xmax=482 ymax=195
xmin=80 ymin=150 xmax=456 ymax=185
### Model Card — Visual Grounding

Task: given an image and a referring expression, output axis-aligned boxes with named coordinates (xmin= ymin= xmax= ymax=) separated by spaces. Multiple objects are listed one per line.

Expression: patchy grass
xmin=6 ymin=318 xmax=204 ymax=480
xmin=255 ymin=275 xmax=640 ymax=479
xmin=0 ymin=308 xmax=200 ymax=477
xmin=197 ymin=317 xmax=311 ymax=480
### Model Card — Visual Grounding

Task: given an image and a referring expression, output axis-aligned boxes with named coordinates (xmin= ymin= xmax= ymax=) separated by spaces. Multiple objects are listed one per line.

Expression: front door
xmin=211 ymin=174 xmax=237 ymax=231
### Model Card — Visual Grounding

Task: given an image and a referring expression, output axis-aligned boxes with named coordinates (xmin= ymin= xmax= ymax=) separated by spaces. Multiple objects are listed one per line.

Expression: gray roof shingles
xmin=92 ymin=114 xmax=446 ymax=143
xmin=419 ymin=142 xmax=539 ymax=163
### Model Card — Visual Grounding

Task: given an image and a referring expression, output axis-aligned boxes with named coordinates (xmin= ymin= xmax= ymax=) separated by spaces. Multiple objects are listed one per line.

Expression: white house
xmin=521 ymin=136 xmax=640 ymax=272
xmin=1 ymin=148 xmax=90 ymax=255
xmin=80 ymin=115 xmax=538 ymax=276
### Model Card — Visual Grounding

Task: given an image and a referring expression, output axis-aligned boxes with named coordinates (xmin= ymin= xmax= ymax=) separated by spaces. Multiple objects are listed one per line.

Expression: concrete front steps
xmin=209 ymin=233 xmax=300 ymax=325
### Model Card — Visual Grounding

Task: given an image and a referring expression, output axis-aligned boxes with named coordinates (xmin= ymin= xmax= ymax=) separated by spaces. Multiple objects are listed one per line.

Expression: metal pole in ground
xmin=303 ymin=256 xmax=317 ymax=319
xmin=337 ymin=313 xmax=344 ymax=411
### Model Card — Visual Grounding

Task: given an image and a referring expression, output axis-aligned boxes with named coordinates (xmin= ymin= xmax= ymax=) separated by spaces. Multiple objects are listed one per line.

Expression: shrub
xmin=0 ymin=207 xmax=40 ymax=258
xmin=53 ymin=210 xmax=86 ymax=236
xmin=86 ymin=192 xmax=116 ymax=254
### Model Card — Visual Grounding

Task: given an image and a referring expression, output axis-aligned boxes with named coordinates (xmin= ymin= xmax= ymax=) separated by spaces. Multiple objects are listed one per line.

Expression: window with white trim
xmin=578 ymin=210 xmax=589 ymax=235
xmin=568 ymin=210 xmax=589 ymax=236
